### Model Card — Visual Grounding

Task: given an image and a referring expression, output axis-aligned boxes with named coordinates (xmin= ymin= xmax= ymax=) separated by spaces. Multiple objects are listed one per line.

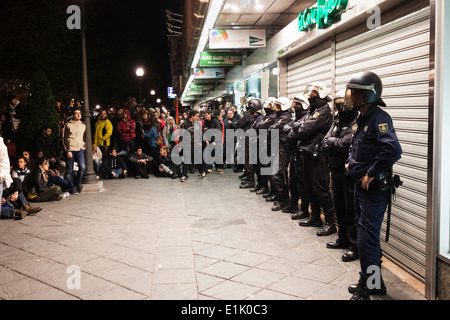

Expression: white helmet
xmin=292 ymin=95 xmax=310 ymax=110
xmin=303 ymin=81 xmax=329 ymax=100
xmin=334 ymin=89 xmax=351 ymax=112
xmin=263 ymin=97 xmax=277 ymax=110
xmin=275 ymin=97 xmax=292 ymax=112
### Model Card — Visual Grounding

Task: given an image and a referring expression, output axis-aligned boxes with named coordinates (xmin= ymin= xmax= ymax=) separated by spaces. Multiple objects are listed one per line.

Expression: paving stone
xmin=198 ymin=261 xmax=250 ymax=279
xmin=231 ymin=268 xmax=286 ymax=288
xmin=152 ymin=268 xmax=196 ymax=284
xmin=200 ymin=280 xmax=260 ymax=300
xmin=150 ymin=283 xmax=198 ymax=300
xmin=267 ymin=276 xmax=327 ymax=299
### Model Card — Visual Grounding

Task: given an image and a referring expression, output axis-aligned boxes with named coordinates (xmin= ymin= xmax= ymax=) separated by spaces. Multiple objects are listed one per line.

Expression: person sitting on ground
xmin=11 ymin=157 xmax=31 ymax=183
xmin=2 ymin=177 xmax=42 ymax=215
xmin=21 ymin=150 xmax=35 ymax=171
xmin=26 ymin=157 xmax=65 ymax=202
xmin=128 ymin=146 xmax=152 ymax=179
xmin=102 ymin=147 xmax=127 ymax=179
xmin=157 ymin=146 xmax=179 ymax=179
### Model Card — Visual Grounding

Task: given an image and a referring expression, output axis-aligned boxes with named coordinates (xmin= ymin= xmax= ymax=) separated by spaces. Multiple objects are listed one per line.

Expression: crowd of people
xmin=0 ymin=71 xmax=402 ymax=300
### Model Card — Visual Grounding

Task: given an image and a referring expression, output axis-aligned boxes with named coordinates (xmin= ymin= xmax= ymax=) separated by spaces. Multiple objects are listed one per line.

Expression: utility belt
xmin=355 ymin=172 xmax=389 ymax=192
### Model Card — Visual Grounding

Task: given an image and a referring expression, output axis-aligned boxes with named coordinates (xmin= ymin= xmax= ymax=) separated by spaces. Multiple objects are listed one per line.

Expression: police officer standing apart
xmin=239 ymin=98 xmax=262 ymax=189
xmin=294 ymin=82 xmax=336 ymax=237
xmin=321 ymin=90 xmax=359 ymax=261
xmin=345 ymin=71 xmax=402 ymax=300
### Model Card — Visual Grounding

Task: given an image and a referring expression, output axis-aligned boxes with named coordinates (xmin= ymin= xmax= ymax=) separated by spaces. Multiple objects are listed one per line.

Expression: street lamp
xmin=136 ymin=67 xmax=144 ymax=103
xmin=150 ymin=90 xmax=156 ymax=96
xmin=156 ymin=98 xmax=161 ymax=104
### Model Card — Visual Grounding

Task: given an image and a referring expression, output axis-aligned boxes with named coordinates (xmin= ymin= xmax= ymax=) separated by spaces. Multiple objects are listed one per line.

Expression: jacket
xmin=102 ymin=154 xmax=128 ymax=172
xmin=293 ymin=99 xmax=333 ymax=154
xmin=36 ymin=135 xmax=58 ymax=159
xmin=94 ymin=118 xmax=113 ymax=147
xmin=348 ymin=103 xmax=402 ymax=179
xmin=117 ymin=118 xmax=136 ymax=142
xmin=143 ymin=127 xmax=158 ymax=148
xmin=63 ymin=120 xmax=87 ymax=152
xmin=321 ymin=111 xmax=358 ymax=170
xmin=269 ymin=110 xmax=293 ymax=145
xmin=0 ymin=137 xmax=12 ymax=188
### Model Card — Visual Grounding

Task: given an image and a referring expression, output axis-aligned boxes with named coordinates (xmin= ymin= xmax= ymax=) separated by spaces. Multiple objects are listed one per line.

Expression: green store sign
xmin=200 ymin=52 xmax=242 ymax=67
xmin=189 ymin=84 xmax=214 ymax=91
xmin=298 ymin=0 xmax=348 ymax=32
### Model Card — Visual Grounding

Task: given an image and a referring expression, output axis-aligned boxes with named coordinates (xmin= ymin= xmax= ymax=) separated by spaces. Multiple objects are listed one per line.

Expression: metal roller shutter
xmin=335 ymin=7 xmax=430 ymax=280
xmin=287 ymin=41 xmax=333 ymax=100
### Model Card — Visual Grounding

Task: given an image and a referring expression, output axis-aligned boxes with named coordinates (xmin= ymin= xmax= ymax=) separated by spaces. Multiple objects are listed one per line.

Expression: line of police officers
xmin=237 ymin=71 xmax=402 ymax=300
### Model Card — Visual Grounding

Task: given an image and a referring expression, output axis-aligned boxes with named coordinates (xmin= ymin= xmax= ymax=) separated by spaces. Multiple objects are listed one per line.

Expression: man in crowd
xmin=62 ymin=108 xmax=86 ymax=195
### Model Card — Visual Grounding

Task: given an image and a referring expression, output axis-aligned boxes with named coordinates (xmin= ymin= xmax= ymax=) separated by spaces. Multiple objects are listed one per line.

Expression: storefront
xmin=186 ymin=0 xmax=448 ymax=299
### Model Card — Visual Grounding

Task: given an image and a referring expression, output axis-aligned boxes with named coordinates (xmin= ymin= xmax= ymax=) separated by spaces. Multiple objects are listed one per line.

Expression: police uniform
xmin=322 ymin=110 xmax=358 ymax=253
xmin=267 ymin=109 xmax=292 ymax=202
xmin=348 ymin=102 xmax=402 ymax=285
xmin=295 ymin=97 xmax=335 ymax=235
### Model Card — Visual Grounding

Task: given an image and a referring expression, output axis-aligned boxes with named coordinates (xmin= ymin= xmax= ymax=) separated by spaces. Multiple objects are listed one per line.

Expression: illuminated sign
xmin=298 ymin=0 xmax=348 ymax=32
xmin=168 ymin=87 xmax=177 ymax=99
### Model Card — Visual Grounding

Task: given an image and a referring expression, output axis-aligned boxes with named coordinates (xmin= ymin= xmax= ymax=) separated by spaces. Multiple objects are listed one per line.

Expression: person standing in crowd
xmin=36 ymin=125 xmax=59 ymax=170
xmin=163 ymin=116 xmax=177 ymax=151
xmin=117 ymin=109 xmax=136 ymax=156
xmin=6 ymin=94 xmax=23 ymax=142
xmin=265 ymin=98 xmax=293 ymax=211
xmin=142 ymin=120 xmax=159 ymax=173
xmin=62 ymin=108 xmax=86 ymax=195
xmin=321 ymin=90 xmax=359 ymax=261
xmin=294 ymin=82 xmax=336 ymax=237
xmin=94 ymin=109 xmax=113 ymax=155
xmin=231 ymin=105 xmax=241 ymax=120
xmin=345 ymin=71 xmax=402 ymax=300
xmin=223 ymin=109 xmax=237 ymax=169
xmin=203 ymin=110 xmax=224 ymax=173
xmin=179 ymin=109 xmax=204 ymax=182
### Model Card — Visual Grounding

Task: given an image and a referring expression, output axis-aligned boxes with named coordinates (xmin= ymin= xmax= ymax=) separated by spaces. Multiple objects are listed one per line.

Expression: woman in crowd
xmin=27 ymin=157 xmax=64 ymax=202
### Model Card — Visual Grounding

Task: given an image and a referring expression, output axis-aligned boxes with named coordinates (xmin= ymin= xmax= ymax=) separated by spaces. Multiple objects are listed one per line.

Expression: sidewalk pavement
xmin=0 ymin=170 xmax=426 ymax=300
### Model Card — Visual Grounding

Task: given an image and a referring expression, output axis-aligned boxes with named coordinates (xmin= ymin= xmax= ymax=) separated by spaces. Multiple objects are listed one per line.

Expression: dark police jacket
xmin=322 ymin=111 xmax=358 ymax=171
xmin=348 ymin=103 xmax=402 ymax=180
xmin=269 ymin=110 xmax=293 ymax=145
xmin=236 ymin=111 xmax=255 ymax=132
xmin=285 ymin=108 xmax=309 ymax=154
xmin=293 ymin=99 xmax=333 ymax=154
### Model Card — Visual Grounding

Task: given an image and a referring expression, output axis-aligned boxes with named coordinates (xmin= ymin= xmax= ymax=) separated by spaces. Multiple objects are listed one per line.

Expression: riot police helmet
xmin=303 ymin=82 xmax=330 ymax=101
xmin=274 ymin=97 xmax=292 ymax=112
xmin=345 ymin=71 xmax=383 ymax=111
xmin=292 ymin=95 xmax=310 ymax=110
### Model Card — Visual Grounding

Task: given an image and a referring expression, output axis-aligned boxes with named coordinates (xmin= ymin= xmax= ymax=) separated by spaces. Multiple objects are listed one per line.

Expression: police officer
xmin=321 ymin=90 xmax=358 ymax=261
xmin=282 ymin=95 xmax=310 ymax=216
xmin=345 ymin=71 xmax=402 ymax=300
xmin=239 ymin=98 xmax=263 ymax=189
xmin=266 ymin=97 xmax=293 ymax=209
xmin=294 ymin=82 xmax=336 ymax=237
xmin=253 ymin=97 xmax=278 ymax=196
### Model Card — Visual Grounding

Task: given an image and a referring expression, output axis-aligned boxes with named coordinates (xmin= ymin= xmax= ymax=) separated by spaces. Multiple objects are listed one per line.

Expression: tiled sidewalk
xmin=0 ymin=170 xmax=425 ymax=300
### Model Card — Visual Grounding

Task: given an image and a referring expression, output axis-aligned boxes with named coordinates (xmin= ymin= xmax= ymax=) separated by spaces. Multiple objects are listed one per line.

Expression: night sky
xmin=86 ymin=0 xmax=182 ymax=107
xmin=0 ymin=0 xmax=182 ymax=108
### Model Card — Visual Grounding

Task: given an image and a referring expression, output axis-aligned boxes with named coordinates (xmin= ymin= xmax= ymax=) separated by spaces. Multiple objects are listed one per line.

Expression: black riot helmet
xmin=344 ymin=71 xmax=383 ymax=111
xmin=247 ymin=98 xmax=262 ymax=115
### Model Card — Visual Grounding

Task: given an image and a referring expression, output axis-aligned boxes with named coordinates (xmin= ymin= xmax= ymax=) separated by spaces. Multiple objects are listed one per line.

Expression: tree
xmin=17 ymin=71 xmax=59 ymax=153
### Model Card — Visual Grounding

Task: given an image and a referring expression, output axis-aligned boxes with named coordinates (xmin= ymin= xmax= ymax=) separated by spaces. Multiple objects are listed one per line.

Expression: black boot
xmin=239 ymin=173 xmax=246 ymax=179
xmin=240 ymin=181 xmax=255 ymax=189
xmin=282 ymin=202 xmax=298 ymax=214
xmin=316 ymin=223 xmax=337 ymax=237
xmin=265 ymin=194 xmax=278 ymax=202
xmin=349 ymin=277 xmax=371 ymax=300
xmin=256 ymin=187 xmax=269 ymax=195
xmin=349 ymin=275 xmax=386 ymax=296
xmin=291 ymin=210 xmax=309 ymax=220
xmin=263 ymin=192 xmax=273 ymax=198
xmin=299 ymin=218 xmax=322 ymax=227
xmin=272 ymin=200 xmax=289 ymax=212
xmin=250 ymin=184 xmax=262 ymax=193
